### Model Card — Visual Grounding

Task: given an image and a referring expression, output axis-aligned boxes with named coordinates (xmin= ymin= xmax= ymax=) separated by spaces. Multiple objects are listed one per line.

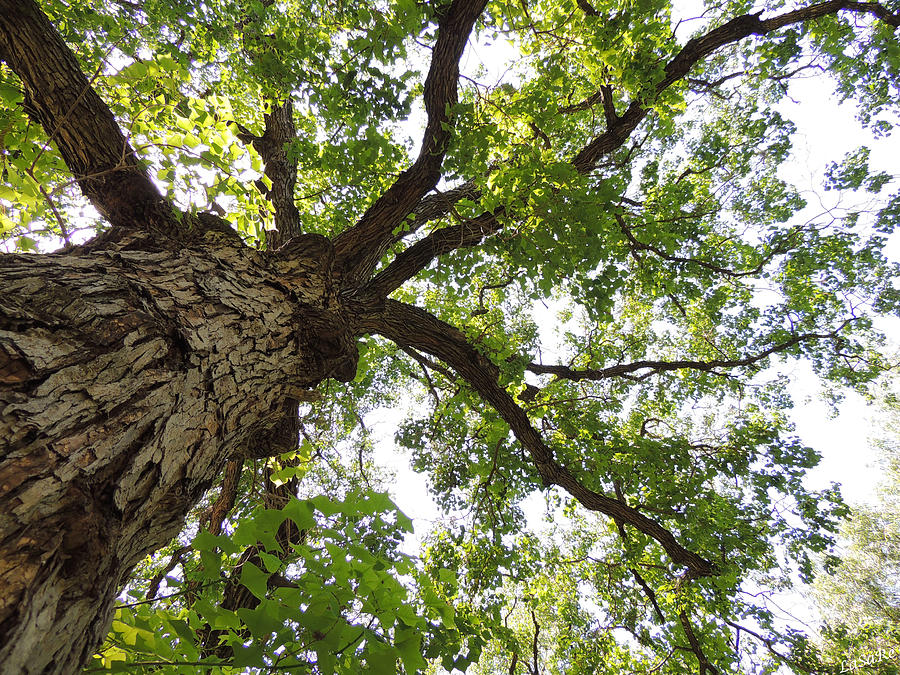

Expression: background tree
xmin=1 ymin=0 xmax=899 ymax=673
xmin=812 ymin=390 xmax=900 ymax=672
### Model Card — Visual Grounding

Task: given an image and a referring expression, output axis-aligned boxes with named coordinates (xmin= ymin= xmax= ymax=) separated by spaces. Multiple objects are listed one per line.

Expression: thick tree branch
xmin=576 ymin=0 xmax=601 ymax=17
xmin=361 ymin=180 xmax=484 ymax=297
xmin=0 ymin=0 xmax=174 ymax=232
xmin=530 ymin=609 xmax=540 ymax=674
xmin=365 ymin=211 xmax=501 ymax=298
xmin=598 ymin=84 xmax=619 ymax=126
xmin=235 ymin=102 xmax=302 ymax=249
xmin=203 ymin=459 xmax=245 ymax=536
xmin=360 ymin=299 xmax=717 ymax=577
xmin=616 ymin=214 xmax=795 ymax=278
xmin=574 ymin=0 xmax=900 ymax=171
xmin=389 ymin=180 xmax=481 ymax=244
xmin=526 ymin=324 xmax=853 ymax=382
xmin=679 ymin=610 xmax=720 ymax=675
xmin=633 ymin=568 xmax=666 ymax=623
xmin=331 ymin=0 xmax=488 ymax=286
xmin=145 ymin=545 xmax=190 ymax=601
xmin=559 ymin=88 xmax=606 ymax=115
xmin=228 ymin=2 xmax=299 ymax=249
xmin=400 ymin=345 xmax=456 ymax=382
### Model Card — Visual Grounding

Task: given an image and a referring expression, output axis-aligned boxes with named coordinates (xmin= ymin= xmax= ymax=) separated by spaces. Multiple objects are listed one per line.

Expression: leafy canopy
xmin=2 ymin=0 xmax=900 ymax=672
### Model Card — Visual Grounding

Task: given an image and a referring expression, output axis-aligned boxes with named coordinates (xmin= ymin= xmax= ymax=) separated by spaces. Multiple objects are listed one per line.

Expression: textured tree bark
xmin=0 ymin=230 xmax=358 ymax=674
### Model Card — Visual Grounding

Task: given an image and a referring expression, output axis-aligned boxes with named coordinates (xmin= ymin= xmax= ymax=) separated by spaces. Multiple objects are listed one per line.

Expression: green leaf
xmin=258 ymin=550 xmax=282 ymax=573
xmin=231 ymin=641 xmax=265 ymax=668
xmin=0 ymin=82 xmax=22 ymax=104
xmin=282 ymin=498 xmax=316 ymax=530
xmin=239 ymin=562 xmax=269 ymax=601
xmin=396 ymin=629 xmax=427 ymax=674
xmin=366 ymin=641 xmax=398 ymax=674
xmin=237 ymin=602 xmax=281 ymax=640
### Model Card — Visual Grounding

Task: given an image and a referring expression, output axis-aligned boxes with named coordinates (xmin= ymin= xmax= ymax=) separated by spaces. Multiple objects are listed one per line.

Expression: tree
xmin=0 ymin=0 xmax=898 ymax=672
xmin=812 ymin=392 xmax=900 ymax=672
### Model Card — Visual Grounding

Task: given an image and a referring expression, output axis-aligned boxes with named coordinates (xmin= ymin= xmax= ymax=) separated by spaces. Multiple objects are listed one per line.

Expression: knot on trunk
xmin=297 ymin=307 xmax=359 ymax=383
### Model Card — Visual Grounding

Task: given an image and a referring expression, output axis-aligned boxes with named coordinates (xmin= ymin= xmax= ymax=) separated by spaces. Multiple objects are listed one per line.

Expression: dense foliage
xmin=2 ymin=0 xmax=900 ymax=672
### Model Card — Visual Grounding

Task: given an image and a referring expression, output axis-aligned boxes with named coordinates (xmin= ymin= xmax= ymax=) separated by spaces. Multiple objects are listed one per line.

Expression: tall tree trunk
xmin=0 ymin=230 xmax=358 ymax=673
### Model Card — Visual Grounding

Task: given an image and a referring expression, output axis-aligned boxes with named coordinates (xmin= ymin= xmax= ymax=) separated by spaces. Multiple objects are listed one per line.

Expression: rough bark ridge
xmin=0 ymin=229 xmax=357 ymax=673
